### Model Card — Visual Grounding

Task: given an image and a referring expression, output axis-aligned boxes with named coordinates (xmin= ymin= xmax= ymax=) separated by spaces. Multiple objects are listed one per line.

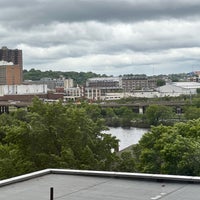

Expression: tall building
xmin=0 ymin=47 xmax=23 ymax=84
xmin=0 ymin=46 xmax=23 ymax=68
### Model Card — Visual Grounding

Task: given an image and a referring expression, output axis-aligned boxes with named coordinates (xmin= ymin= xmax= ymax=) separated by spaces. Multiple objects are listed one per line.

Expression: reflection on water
xmin=103 ymin=127 xmax=148 ymax=151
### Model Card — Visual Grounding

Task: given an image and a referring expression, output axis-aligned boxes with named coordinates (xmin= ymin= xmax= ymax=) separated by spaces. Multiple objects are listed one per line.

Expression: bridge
xmin=0 ymin=100 xmax=187 ymax=114
xmin=99 ymin=101 xmax=187 ymax=114
xmin=0 ymin=101 xmax=30 ymax=114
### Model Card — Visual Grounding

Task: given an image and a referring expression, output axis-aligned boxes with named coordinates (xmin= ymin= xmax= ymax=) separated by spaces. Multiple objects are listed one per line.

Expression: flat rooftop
xmin=0 ymin=169 xmax=200 ymax=200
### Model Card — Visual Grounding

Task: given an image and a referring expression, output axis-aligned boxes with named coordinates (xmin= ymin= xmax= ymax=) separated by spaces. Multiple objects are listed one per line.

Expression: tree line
xmin=23 ymin=68 xmax=191 ymax=87
xmin=23 ymin=69 xmax=106 ymax=85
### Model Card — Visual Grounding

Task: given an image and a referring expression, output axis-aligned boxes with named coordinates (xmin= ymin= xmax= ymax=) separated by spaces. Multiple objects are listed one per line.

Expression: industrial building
xmin=157 ymin=82 xmax=200 ymax=97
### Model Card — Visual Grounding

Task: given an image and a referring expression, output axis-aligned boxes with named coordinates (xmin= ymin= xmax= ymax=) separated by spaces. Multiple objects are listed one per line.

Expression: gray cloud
xmin=0 ymin=0 xmax=200 ymax=75
xmin=1 ymin=0 xmax=200 ymax=28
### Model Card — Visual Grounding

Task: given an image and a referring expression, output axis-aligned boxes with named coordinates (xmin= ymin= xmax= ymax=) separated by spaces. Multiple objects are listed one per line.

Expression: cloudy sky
xmin=1 ymin=0 xmax=200 ymax=75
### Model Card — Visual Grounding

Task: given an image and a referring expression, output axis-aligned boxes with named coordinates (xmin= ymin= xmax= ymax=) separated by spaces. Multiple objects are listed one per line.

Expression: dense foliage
xmin=145 ymin=104 xmax=175 ymax=126
xmin=133 ymin=119 xmax=200 ymax=175
xmin=1 ymin=96 xmax=200 ymax=179
xmin=0 ymin=98 xmax=119 ymax=179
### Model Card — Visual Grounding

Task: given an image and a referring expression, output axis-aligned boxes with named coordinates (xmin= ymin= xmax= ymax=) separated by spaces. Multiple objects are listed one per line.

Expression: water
xmin=104 ymin=127 xmax=148 ymax=151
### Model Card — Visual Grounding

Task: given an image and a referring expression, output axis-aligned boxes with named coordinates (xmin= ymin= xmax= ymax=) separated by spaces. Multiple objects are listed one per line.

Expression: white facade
xmin=0 ymin=84 xmax=47 ymax=96
xmin=64 ymin=79 xmax=74 ymax=89
xmin=64 ymin=87 xmax=82 ymax=101
xmin=85 ymin=88 xmax=101 ymax=100
xmin=103 ymin=93 xmax=125 ymax=100
xmin=131 ymin=91 xmax=160 ymax=98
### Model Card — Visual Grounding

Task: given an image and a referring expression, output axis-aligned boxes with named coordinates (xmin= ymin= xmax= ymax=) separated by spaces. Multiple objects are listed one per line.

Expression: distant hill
xmin=23 ymin=68 xmax=107 ymax=85
xmin=23 ymin=68 xmax=191 ymax=86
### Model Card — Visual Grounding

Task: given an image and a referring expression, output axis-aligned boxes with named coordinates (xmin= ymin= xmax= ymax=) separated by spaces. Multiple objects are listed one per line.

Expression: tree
xmin=0 ymin=98 xmax=119 ymax=179
xmin=184 ymin=106 xmax=200 ymax=120
xmin=133 ymin=119 xmax=200 ymax=175
xmin=114 ymin=107 xmax=134 ymax=127
xmin=156 ymin=79 xmax=166 ymax=87
xmin=196 ymin=88 xmax=200 ymax=94
xmin=145 ymin=104 xmax=174 ymax=126
xmin=117 ymin=152 xmax=135 ymax=172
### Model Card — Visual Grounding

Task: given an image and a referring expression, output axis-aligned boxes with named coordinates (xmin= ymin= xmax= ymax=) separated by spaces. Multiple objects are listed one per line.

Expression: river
xmin=104 ymin=127 xmax=148 ymax=151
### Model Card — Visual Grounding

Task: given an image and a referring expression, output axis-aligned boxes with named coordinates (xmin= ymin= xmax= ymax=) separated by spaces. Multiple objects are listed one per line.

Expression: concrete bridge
xmin=100 ymin=101 xmax=187 ymax=114
xmin=0 ymin=100 xmax=187 ymax=114
xmin=0 ymin=101 xmax=30 ymax=114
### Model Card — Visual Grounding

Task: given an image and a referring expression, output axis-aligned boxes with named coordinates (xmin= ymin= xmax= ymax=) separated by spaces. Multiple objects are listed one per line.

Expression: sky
xmin=1 ymin=0 xmax=200 ymax=76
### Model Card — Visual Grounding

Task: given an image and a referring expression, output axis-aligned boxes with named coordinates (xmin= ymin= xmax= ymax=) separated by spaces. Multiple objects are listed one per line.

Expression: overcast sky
xmin=1 ymin=0 xmax=200 ymax=75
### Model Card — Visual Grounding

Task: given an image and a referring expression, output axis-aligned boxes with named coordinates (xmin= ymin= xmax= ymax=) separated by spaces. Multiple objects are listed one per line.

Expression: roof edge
xmin=0 ymin=169 xmax=50 ymax=187
xmin=1 ymin=169 xmax=200 ymax=187
xmin=50 ymin=169 xmax=200 ymax=182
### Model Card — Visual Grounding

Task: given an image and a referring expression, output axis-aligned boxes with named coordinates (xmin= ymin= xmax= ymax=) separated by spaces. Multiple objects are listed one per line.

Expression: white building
xmin=64 ymin=78 xmax=74 ymax=89
xmin=157 ymin=82 xmax=200 ymax=97
xmin=0 ymin=84 xmax=47 ymax=96
xmin=64 ymin=87 xmax=82 ymax=101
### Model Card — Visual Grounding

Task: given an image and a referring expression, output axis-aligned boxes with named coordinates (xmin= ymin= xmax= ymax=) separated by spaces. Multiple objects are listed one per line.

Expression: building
xmin=86 ymin=77 xmax=122 ymax=89
xmin=122 ymin=75 xmax=157 ymax=92
xmin=64 ymin=78 xmax=74 ymax=89
xmin=0 ymin=46 xmax=23 ymax=68
xmin=86 ymin=77 xmax=123 ymax=98
xmin=0 ymin=63 xmax=22 ymax=85
xmin=26 ymin=77 xmax=65 ymax=92
xmin=0 ymin=84 xmax=47 ymax=96
xmin=64 ymin=87 xmax=83 ymax=101
xmin=157 ymin=82 xmax=200 ymax=97
xmin=84 ymin=87 xmax=102 ymax=100
xmin=1 ymin=169 xmax=200 ymax=199
xmin=0 ymin=46 xmax=23 ymax=83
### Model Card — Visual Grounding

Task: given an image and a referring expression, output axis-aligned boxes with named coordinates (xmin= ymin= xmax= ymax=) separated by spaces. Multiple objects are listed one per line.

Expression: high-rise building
xmin=0 ymin=46 xmax=23 ymax=68
xmin=0 ymin=47 xmax=23 ymax=84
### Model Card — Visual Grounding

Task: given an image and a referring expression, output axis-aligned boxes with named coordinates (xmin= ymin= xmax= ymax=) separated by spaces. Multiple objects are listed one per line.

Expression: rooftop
xmin=173 ymin=82 xmax=200 ymax=89
xmin=0 ymin=169 xmax=200 ymax=200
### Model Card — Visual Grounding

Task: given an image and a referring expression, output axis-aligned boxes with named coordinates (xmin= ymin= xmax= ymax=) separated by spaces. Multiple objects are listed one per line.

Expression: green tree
xmin=117 ymin=152 xmax=135 ymax=172
xmin=145 ymin=104 xmax=174 ymax=126
xmin=114 ymin=107 xmax=134 ymax=127
xmin=184 ymin=106 xmax=200 ymax=120
xmin=133 ymin=119 xmax=200 ymax=175
xmin=156 ymin=79 xmax=166 ymax=87
xmin=0 ymin=98 xmax=119 ymax=179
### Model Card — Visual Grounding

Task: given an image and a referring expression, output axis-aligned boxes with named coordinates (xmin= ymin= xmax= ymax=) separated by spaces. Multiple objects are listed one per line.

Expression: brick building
xmin=0 ymin=46 xmax=23 ymax=84
xmin=0 ymin=64 xmax=22 ymax=85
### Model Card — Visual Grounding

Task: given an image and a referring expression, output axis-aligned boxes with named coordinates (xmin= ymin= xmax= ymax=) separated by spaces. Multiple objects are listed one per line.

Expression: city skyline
xmin=0 ymin=0 xmax=200 ymax=75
